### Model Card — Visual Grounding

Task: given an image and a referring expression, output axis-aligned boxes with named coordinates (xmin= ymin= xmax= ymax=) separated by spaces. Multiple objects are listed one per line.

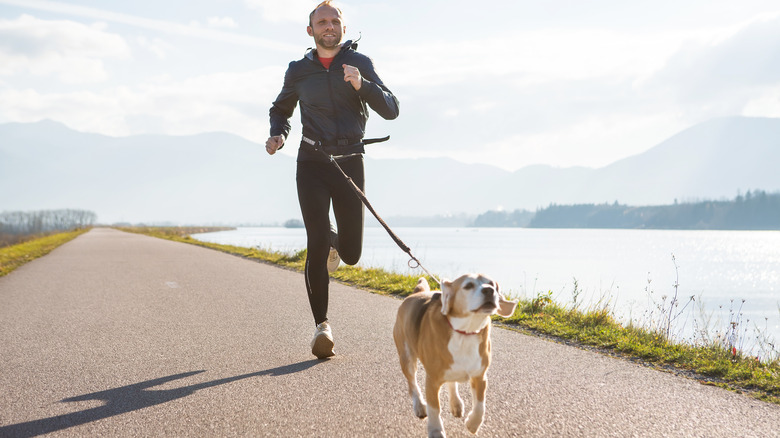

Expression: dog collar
xmin=446 ymin=317 xmax=484 ymax=336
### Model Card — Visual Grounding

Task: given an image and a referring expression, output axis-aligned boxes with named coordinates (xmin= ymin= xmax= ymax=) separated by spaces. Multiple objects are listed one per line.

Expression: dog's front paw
xmin=413 ymin=398 xmax=427 ymax=419
xmin=428 ymin=428 xmax=446 ymax=438
xmin=427 ymin=412 xmax=446 ymax=438
xmin=465 ymin=410 xmax=483 ymax=434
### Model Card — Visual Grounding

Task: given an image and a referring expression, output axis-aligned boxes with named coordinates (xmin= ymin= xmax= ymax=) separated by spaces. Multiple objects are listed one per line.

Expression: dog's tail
xmin=413 ymin=277 xmax=430 ymax=293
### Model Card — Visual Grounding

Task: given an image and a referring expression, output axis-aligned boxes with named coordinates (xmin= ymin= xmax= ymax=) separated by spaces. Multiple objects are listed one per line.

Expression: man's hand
xmin=343 ymin=64 xmax=362 ymax=91
xmin=265 ymin=135 xmax=285 ymax=155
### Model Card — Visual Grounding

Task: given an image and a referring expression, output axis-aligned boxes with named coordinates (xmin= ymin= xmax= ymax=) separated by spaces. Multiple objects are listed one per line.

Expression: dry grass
xmin=0 ymin=229 xmax=90 ymax=277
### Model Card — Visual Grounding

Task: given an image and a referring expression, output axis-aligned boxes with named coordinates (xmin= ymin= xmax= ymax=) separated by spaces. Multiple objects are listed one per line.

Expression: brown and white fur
xmin=393 ymin=274 xmax=517 ymax=438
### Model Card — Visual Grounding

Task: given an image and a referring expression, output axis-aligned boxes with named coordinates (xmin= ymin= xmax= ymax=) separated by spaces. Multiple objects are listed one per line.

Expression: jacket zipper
xmin=325 ymin=59 xmax=342 ymax=141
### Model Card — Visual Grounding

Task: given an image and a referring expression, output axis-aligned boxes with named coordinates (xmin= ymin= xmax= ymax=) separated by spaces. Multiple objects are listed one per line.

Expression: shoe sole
xmin=327 ymin=248 xmax=340 ymax=273
xmin=312 ymin=333 xmax=335 ymax=359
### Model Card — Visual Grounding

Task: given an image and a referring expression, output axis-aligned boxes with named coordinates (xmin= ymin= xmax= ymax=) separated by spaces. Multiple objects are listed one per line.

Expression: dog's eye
xmin=463 ymin=282 xmax=474 ymax=290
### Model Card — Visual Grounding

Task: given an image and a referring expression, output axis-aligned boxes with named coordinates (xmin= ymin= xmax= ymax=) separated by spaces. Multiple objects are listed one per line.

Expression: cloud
xmin=135 ymin=36 xmax=171 ymax=60
xmin=188 ymin=17 xmax=239 ymax=30
xmin=371 ymin=18 xmax=780 ymax=169
xmin=0 ymin=14 xmax=129 ymax=83
xmin=646 ymin=13 xmax=780 ymax=116
xmin=207 ymin=16 xmax=238 ymax=29
xmin=470 ymin=113 xmax=685 ymax=169
xmin=743 ymin=86 xmax=780 ymax=118
xmin=0 ymin=0 xmax=296 ymax=51
xmin=378 ymin=27 xmax=686 ymax=90
xmin=0 ymin=87 xmax=119 ymax=132
xmin=244 ymin=0 xmax=315 ymax=24
xmin=0 ymin=66 xmax=285 ymax=141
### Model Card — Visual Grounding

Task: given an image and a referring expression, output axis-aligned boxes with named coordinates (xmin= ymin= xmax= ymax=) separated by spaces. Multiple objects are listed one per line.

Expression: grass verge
xmin=0 ymin=228 xmax=91 ymax=277
xmin=118 ymin=226 xmax=780 ymax=404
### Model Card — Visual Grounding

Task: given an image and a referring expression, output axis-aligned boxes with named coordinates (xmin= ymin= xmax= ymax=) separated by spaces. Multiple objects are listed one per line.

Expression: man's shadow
xmin=0 ymin=360 xmax=322 ymax=438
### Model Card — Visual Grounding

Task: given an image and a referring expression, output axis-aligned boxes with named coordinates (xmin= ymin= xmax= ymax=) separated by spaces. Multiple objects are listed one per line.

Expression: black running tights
xmin=296 ymin=156 xmax=365 ymax=326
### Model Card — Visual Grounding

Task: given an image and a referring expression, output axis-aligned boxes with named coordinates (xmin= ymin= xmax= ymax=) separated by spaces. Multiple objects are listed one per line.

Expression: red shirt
xmin=319 ymin=56 xmax=335 ymax=70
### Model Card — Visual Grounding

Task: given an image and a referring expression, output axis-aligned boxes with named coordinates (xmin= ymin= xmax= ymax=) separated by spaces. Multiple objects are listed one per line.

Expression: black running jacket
xmin=269 ymin=40 xmax=400 ymax=161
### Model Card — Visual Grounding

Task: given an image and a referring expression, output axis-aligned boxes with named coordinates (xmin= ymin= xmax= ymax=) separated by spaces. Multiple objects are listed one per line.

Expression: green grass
xmin=0 ymin=229 xmax=90 ymax=277
xmin=505 ymin=295 xmax=779 ymax=403
xmin=119 ymin=226 xmax=780 ymax=404
xmin=116 ymin=226 xmax=431 ymax=291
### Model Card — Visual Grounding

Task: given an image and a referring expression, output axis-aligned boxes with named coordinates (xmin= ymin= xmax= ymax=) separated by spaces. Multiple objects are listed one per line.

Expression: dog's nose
xmin=481 ymin=285 xmax=496 ymax=299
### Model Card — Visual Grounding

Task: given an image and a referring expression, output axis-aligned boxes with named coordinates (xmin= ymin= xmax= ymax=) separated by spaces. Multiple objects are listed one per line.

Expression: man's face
xmin=307 ymin=6 xmax=345 ymax=51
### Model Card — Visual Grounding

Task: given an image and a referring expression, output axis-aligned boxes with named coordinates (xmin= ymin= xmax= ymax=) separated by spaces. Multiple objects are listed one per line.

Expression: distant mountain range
xmin=2 ymin=117 xmax=779 ymax=225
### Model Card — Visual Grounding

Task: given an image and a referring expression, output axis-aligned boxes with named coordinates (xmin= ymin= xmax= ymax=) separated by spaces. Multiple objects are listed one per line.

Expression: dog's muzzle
xmin=481 ymin=285 xmax=497 ymax=301
xmin=475 ymin=285 xmax=500 ymax=312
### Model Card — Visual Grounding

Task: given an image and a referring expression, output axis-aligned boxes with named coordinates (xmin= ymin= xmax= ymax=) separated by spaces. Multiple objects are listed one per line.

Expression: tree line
xmin=472 ymin=190 xmax=780 ymax=230
xmin=0 ymin=209 xmax=97 ymax=246
xmin=471 ymin=209 xmax=535 ymax=227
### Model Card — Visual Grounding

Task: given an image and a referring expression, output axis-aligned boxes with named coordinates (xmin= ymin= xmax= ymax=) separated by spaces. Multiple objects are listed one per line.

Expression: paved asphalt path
xmin=1 ymin=228 xmax=778 ymax=437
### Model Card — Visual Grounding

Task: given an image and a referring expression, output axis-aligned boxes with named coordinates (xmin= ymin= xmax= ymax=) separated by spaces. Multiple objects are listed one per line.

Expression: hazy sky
xmin=2 ymin=0 xmax=780 ymax=170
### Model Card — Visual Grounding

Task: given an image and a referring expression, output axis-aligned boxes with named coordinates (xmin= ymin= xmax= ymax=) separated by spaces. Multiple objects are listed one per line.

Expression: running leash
xmin=307 ymin=136 xmax=443 ymax=288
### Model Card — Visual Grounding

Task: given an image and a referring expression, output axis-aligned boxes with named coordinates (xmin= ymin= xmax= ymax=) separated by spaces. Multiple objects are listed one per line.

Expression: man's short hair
xmin=308 ymin=1 xmax=343 ymax=27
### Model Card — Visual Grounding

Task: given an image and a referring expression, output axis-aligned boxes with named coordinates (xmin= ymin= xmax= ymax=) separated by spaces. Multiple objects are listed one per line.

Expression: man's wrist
xmin=356 ymin=78 xmax=370 ymax=96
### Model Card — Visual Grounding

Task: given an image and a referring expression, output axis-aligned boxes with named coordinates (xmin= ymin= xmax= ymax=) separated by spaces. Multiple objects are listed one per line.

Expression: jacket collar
xmin=305 ymin=40 xmax=357 ymax=61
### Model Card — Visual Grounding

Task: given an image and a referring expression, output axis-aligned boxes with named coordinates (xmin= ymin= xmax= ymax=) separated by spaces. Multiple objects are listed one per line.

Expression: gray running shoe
xmin=327 ymin=225 xmax=340 ymax=272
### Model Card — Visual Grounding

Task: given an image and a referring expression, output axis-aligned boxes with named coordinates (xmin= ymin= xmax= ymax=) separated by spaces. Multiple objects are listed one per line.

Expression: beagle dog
xmin=393 ymin=274 xmax=517 ymax=437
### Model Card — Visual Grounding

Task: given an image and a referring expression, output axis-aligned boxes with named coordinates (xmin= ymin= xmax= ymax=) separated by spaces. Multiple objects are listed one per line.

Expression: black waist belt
xmin=301 ymin=135 xmax=390 ymax=148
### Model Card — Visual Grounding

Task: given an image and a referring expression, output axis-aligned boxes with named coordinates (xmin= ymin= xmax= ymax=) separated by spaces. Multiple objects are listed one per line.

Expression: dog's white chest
xmin=443 ymin=335 xmax=485 ymax=382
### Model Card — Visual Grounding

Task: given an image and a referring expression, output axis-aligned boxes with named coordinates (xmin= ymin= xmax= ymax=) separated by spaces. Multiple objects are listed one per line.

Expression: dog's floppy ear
xmin=495 ymin=282 xmax=518 ymax=317
xmin=440 ymin=278 xmax=454 ymax=316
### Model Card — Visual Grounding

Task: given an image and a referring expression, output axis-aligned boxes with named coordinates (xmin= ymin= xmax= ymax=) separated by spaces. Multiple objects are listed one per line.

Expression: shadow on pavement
xmin=0 ymin=360 xmax=322 ymax=437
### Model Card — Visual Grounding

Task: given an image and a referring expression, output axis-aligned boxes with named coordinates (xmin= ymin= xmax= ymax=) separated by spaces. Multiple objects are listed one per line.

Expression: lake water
xmin=193 ymin=227 xmax=780 ymax=355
